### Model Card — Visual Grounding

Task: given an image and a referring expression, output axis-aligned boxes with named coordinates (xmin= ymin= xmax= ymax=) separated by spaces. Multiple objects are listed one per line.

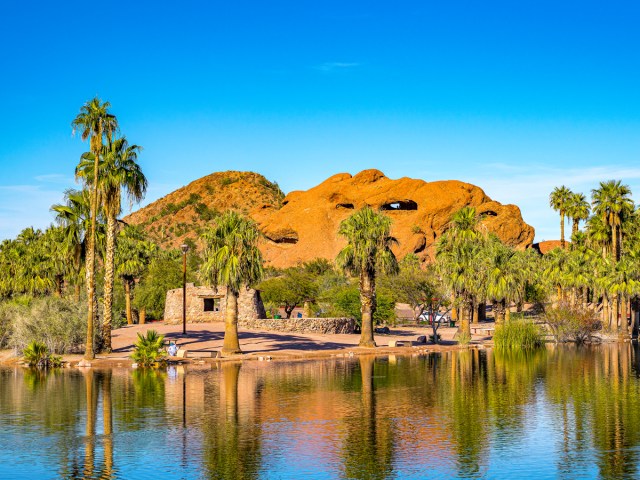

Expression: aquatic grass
xmin=494 ymin=319 xmax=543 ymax=350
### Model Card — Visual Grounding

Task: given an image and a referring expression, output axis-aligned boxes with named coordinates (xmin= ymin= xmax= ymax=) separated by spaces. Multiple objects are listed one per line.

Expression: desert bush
xmin=544 ymin=302 xmax=601 ymax=343
xmin=494 ymin=319 xmax=544 ymax=350
xmin=131 ymin=329 xmax=166 ymax=366
xmin=11 ymin=297 xmax=85 ymax=354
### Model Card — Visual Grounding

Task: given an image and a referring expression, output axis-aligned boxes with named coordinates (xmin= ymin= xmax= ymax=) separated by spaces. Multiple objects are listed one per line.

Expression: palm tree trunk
xmin=139 ymin=308 xmax=146 ymax=325
xmin=124 ymin=278 xmax=133 ymax=325
xmin=620 ymin=295 xmax=629 ymax=339
xmin=222 ymin=289 xmax=242 ymax=355
xmin=458 ymin=293 xmax=472 ymax=340
xmin=612 ymin=293 xmax=620 ymax=332
xmin=359 ymin=272 xmax=376 ymax=347
xmin=101 ymin=215 xmax=116 ymax=352
xmin=603 ymin=295 xmax=610 ymax=330
xmin=84 ymin=143 xmax=101 ymax=361
xmin=560 ymin=212 xmax=566 ymax=249
xmin=572 ymin=219 xmax=579 ymax=239
xmin=471 ymin=300 xmax=479 ymax=325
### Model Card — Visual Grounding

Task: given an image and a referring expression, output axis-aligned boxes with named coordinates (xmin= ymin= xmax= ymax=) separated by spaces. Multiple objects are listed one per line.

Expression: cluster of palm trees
xmin=435 ymin=207 xmax=540 ymax=341
xmin=0 ymin=98 xmax=149 ymax=359
xmin=547 ymin=181 xmax=639 ymax=335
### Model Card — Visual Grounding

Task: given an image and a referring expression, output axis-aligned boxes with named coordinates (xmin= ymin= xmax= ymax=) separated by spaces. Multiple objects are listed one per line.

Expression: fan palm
xmin=77 ymin=137 xmax=146 ymax=352
xmin=72 ymin=97 xmax=118 ymax=360
xmin=566 ymin=192 xmax=590 ymax=239
xmin=592 ymin=180 xmax=634 ymax=261
xmin=336 ymin=207 xmax=398 ymax=347
xmin=201 ymin=211 xmax=264 ymax=355
xmin=549 ymin=186 xmax=573 ymax=249
xmin=436 ymin=207 xmax=485 ymax=339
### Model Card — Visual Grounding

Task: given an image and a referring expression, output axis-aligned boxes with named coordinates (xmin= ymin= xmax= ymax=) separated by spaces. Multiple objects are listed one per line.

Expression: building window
xmin=203 ymin=298 xmax=220 ymax=312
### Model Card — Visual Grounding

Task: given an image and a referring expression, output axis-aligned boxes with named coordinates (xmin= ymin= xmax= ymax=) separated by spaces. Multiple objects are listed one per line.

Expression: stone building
xmin=163 ymin=283 xmax=266 ymax=324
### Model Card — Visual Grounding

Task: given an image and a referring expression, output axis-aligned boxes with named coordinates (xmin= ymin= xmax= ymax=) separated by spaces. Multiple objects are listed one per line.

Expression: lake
xmin=2 ymin=344 xmax=640 ymax=479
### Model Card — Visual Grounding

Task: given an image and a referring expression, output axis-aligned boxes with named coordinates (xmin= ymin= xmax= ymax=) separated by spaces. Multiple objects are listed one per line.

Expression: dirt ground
xmin=0 ymin=320 xmax=496 ymax=366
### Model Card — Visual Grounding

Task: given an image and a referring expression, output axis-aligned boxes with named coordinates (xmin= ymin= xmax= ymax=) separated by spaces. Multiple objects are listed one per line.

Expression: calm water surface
xmin=3 ymin=344 xmax=640 ymax=479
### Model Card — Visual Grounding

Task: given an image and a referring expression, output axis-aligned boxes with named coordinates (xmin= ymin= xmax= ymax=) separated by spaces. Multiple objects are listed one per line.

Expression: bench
xmin=388 ymin=340 xmax=414 ymax=347
xmin=471 ymin=327 xmax=495 ymax=336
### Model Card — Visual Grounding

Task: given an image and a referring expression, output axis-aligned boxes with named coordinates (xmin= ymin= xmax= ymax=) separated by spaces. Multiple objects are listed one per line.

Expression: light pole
xmin=181 ymin=244 xmax=189 ymax=335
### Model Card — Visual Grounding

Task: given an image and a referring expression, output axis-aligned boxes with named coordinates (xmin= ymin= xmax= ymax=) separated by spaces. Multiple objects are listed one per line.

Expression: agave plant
xmin=131 ymin=329 xmax=166 ymax=366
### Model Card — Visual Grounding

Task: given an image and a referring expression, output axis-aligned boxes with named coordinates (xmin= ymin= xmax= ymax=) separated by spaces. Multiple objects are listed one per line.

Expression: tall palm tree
xmin=336 ymin=207 xmax=399 ymax=347
xmin=201 ymin=211 xmax=264 ymax=356
xmin=436 ymin=207 xmax=485 ymax=340
xmin=77 ymin=137 xmax=146 ymax=352
xmin=566 ymin=192 xmax=591 ymax=239
xmin=592 ymin=180 xmax=634 ymax=261
xmin=549 ymin=186 xmax=573 ymax=249
xmin=72 ymin=98 xmax=118 ymax=360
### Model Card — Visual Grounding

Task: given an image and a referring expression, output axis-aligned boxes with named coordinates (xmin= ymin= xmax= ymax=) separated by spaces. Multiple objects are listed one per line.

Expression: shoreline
xmin=0 ymin=321 xmax=495 ymax=367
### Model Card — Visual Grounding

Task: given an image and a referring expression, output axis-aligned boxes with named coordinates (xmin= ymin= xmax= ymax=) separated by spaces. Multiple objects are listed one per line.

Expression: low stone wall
xmin=239 ymin=317 xmax=356 ymax=335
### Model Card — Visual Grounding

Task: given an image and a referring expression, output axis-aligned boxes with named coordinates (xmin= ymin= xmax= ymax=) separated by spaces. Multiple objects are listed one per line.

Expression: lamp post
xmin=181 ymin=244 xmax=189 ymax=335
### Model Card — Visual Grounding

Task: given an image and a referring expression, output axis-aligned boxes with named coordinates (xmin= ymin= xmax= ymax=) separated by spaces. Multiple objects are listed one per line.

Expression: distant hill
xmin=124 ymin=171 xmax=284 ymax=249
xmin=125 ymin=169 xmax=535 ymax=268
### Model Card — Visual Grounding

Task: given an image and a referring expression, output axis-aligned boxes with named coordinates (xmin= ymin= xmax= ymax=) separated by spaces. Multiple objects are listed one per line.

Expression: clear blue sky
xmin=1 ymin=0 xmax=639 ymax=242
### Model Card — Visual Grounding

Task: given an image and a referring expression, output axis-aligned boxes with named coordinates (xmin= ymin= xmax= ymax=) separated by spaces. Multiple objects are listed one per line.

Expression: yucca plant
xmin=131 ymin=329 xmax=166 ymax=366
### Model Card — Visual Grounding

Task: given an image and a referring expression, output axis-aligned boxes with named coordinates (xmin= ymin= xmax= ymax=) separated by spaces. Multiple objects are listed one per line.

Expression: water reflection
xmin=2 ymin=345 xmax=640 ymax=478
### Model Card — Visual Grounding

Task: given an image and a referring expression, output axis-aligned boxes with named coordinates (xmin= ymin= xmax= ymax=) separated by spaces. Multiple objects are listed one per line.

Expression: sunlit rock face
xmin=252 ymin=169 xmax=535 ymax=268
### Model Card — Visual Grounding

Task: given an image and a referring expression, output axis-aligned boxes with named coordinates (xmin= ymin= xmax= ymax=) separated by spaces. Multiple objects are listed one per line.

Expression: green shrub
xmin=23 ymin=340 xmax=62 ymax=367
xmin=544 ymin=302 xmax=600 ymax=343
xmin=11 ymin=297 xmax=85 ymax=353
xmin=132 ymin=329 xmax=166 ymax=366
xmin=331 ymin=286 xmax=395 ymax=328
xmin=494 ymin=320 xmax=543 ymax=350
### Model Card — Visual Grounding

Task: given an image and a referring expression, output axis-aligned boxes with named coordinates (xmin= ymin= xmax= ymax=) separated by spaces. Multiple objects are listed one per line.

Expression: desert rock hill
xmin=253 ymin=169 xmax=534 ymax=268
xmin=125 ymin=169 xmax=535 ymax=267
xmin=123 ymin=171 xmax=284 ymax=249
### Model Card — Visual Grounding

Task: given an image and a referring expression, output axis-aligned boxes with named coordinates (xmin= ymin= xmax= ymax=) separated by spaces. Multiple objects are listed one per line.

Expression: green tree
xmin=72 ymin=97 xmax=118 ymax=360
xmin=566 ymin=192 xmax=591 ymax=239
xmin=591 ymin=180 xmax=634 ymax=261
xmin=549 ymin=185 xmax=573 ymax=249
xmin=436 ymin=207 xmax=485 ymax=341
xmin=76 ymin=137 xmax=146 ymax=352
xmin=200 ymin=211 xmax=264 ymax=356
xmin=133 ymin=252 xmax=184 ymax=320
xmin=336 ymin=207 xmax=399 ymax=347
xmin=258 ymin=268 xmax=318 ymax=318
xmin=116 ymin=226 xmax=156 ymax=325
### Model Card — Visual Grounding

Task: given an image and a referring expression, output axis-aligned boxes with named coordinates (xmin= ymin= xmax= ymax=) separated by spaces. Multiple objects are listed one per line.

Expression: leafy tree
xmin=200 ymin=211 xmax=263 ymax=356
xmin=72 ymin=97 xmax=118 ymax=360
xmin=566 ymin=192 xmax=591 ymax=238
xmin=332 ymin=286 xmax=396 ymax=328
xmin=133 ymin=253 xmax=183 ymax=320
xmin=336 ymin=207 xmax=399 ymax=347
xmin=258 ymin=268 xmax=318 ymax=318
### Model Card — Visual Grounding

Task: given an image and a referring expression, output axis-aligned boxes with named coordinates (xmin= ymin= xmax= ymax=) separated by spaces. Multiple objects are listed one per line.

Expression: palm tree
xmin=566 ymin=192 xmax=591 ymax=239
xmin=201 ymin=211 xmax=264 ymax=355
xmin=72 ymin=98 xmax=118 ymax=360
xmin=436 ymin=207 xmax=485 ymax=340
xmin=549 ymin=186 xmax=573 ymax=249
xmin=482 ymin=236 xmax=518 ymax=325
xmin=336 ymin=207 xmax=399 ymax=347
xmin=52 ymin=189 xmax=91 ymax=301
xmin=116 ymin=226 xmax=156 ymax=325
xmin=76 ymin=137 xmax=146 ymax=352
xmin=592 ymin=180 xmax=634 ymax=261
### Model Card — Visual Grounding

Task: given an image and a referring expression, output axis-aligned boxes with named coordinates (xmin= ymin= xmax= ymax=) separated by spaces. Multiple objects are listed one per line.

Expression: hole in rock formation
xmin=265 ymin=230 xmax=299 ymax=244
xmin=336 ymin=203 xmax=355 ymax=209
xmin=381 ymin=200 xmax=418 ymax=211
xmin=482 ymin=210 xmax=498 ymax=217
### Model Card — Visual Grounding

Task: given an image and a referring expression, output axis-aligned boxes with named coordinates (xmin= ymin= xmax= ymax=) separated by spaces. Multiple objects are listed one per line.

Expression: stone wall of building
xmin=239 ymin=317 xmax=355 ymax=335
xmin=164 ymin=284 xmax=266 ymax=324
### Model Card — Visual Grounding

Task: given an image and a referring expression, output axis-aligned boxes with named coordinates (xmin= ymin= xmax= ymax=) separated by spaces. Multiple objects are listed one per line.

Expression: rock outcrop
xmin=252 ymin=169 xmax=535 ymax=268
